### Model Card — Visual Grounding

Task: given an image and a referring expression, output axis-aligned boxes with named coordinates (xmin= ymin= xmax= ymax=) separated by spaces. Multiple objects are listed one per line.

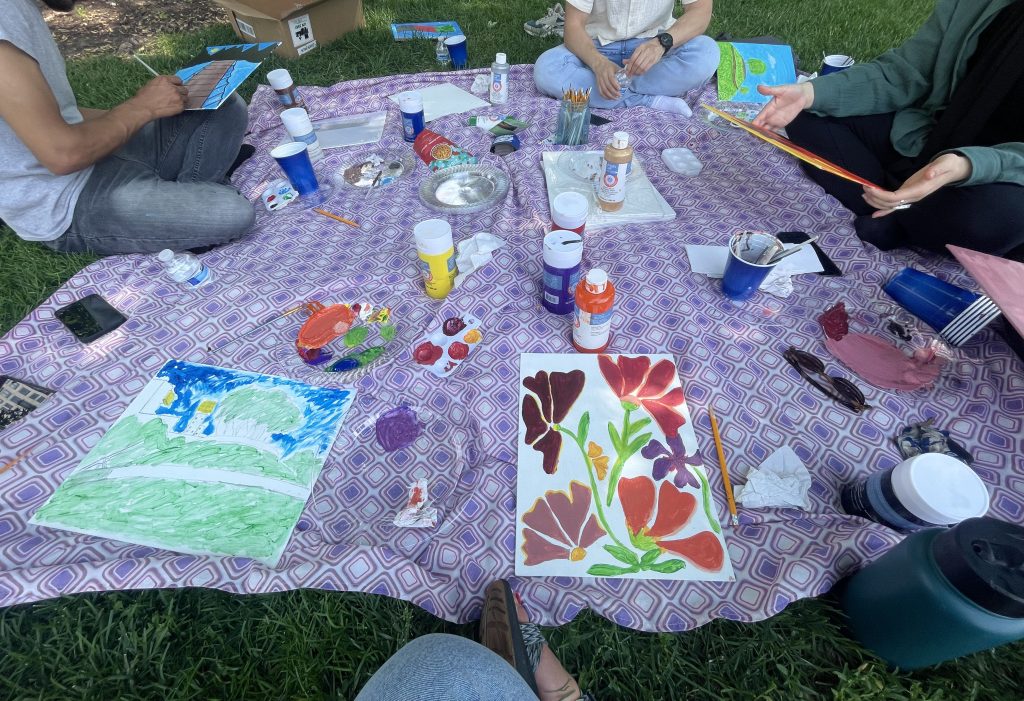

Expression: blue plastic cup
xmin=821 ymin=54 xmax=854 ymax=75
xmin=721 ymin=231 xmax=782 ymax=301
xmin=444 ymin=34 xmax=468 ymax=69
xmin=270 ymin=141 xmax=319 ymax=197
xmin=883 ymin=268 xmax=1000 ymax=345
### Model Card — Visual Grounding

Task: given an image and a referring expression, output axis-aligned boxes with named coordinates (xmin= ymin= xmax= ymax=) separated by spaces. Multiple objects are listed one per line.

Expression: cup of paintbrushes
xmin=554 ymin=88 xmax=591 ymax=145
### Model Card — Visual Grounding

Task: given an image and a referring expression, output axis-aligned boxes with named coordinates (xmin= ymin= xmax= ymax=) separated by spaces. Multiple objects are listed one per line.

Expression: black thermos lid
xmin=931 ymin=517 xmax=1024 ymax=619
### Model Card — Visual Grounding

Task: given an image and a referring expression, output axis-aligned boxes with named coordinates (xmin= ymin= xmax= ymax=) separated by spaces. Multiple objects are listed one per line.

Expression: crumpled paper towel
xmin=471 ymin=74 xmax=490 ymax=96
xmin=454 ymin=232 xmax=506 ymax=287
xmin=733 ymin=445 xmax=812 ymax=509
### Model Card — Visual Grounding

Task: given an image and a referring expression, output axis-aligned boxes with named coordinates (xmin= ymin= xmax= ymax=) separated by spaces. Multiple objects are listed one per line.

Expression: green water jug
xmin=840 ymin=517 xmax=1024 ymax=669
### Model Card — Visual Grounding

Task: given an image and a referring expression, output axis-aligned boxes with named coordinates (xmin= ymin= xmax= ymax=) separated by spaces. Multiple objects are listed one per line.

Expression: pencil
xmin=133 ymin=54 xmax=160 ymax=77
xmin=707 ymin=405 xmax=739 ymax=527
xmin=313 ymin=208 xmax=359 ymax=229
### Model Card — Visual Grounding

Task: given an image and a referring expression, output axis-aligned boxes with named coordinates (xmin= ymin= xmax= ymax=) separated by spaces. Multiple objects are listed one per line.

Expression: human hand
xmin=863 ymin=153 xmax=972 ymax=217
xmin=131 ymin=75 xmax=188 ymax=119
xmin=594 ymin=58 xmax=621 ymax=101
xmin=752 ymin=82 xmax=813 ymax=131
xmin=624 ymin=40 xmax=663 ymax=77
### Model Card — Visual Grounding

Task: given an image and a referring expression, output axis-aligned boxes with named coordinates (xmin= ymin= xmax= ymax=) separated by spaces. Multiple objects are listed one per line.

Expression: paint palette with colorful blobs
xmin=661 ymin=148 xmax=703 ymax=177
xmin=318 ymin=392 xmax=483 ymax=558
xmin=412 ymin=314 xmax=484 ymax=377
xmin=295 ymin=301 xmax=403 ymax=379
xmin=260 ymin=179 xmax=298 ymax=211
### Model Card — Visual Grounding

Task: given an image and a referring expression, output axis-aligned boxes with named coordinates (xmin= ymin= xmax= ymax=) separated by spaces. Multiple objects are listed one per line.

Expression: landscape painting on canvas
xmin=515 ymin=354 xmax=733 ymax=581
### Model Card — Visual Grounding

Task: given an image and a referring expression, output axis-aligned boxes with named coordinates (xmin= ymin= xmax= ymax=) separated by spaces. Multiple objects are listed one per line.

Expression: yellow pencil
xmin=313 ymin=208 xmax=359 ymax=229
xmin=707 ymin=405 xmax=739 ymax=527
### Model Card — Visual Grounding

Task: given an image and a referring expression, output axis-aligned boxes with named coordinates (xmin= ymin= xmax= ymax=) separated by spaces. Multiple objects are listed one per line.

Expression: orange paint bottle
xmin=572 ymin=268 xmax=615 ymax=353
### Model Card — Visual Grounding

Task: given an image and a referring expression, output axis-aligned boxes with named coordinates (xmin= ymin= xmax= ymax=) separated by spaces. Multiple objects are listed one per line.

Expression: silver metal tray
xmin=418 ymin=164 xmax=510 ymax=214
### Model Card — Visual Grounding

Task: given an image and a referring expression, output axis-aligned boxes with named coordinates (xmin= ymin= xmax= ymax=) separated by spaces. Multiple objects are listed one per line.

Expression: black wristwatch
xmin=656 ymin=32 xmax=673 ymax=55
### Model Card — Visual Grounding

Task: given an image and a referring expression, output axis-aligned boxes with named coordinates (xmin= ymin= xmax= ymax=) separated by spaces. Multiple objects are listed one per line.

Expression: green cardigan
xmin=810 ymin=0 xmax=1024 ymax=187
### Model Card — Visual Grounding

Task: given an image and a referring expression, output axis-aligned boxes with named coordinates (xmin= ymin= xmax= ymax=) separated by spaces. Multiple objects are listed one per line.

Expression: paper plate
xmin=336 ymin=151 xmax=415 ymax=189
xmin=418 ymin=164 xmax=510 ymax=214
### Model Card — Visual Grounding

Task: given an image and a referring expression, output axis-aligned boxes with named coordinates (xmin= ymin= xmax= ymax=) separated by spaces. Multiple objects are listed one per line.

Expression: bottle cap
xmin=611 ymin=131 xmax=630 ymax=149
xmin=280 ymin=107 xmax=313 ymax=137
xmin=398 ymin=91 xmax=423 ymax=113
xmin=552 ymin=192 xmax=589 ymax=230
xmin=495 ymin=52 xmax=507 ymax=64
xmin=157 ymin=249 xmax=174 ymax=263
xmin=586 ymin=268 xmax=609 ymax=292
xmin=543 ymin=231 xmax=584 ymax=268
xmin=413 ymin=219 xmax=454 ymax=255
xmin=266 ymin=68 xmax=293 ymax=90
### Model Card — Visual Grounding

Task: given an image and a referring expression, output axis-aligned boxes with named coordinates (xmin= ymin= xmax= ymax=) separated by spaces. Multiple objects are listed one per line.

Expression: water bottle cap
xmin=157 ymin=249 xmax=174 ymax=262
xmin=612 ymin=132 xmax=630 ymax=149
xmin=495 ymin=52 xmax=507 ymax=64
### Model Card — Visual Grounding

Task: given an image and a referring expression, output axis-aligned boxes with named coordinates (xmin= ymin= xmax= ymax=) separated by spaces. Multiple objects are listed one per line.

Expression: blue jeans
xmin=46 ymin=95 xmax=255 ymax=255
xmin=355 ymin=634 xmax=538 ymax=700
xmin=534 ymin=36 xmax=720 ymax=109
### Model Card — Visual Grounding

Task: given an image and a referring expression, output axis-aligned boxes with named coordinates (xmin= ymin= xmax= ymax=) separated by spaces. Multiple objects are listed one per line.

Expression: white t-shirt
xmin=567 ymin=0 xmax=699 ymax=45
xmin=0 ymin=0 xmax=91 ymax=242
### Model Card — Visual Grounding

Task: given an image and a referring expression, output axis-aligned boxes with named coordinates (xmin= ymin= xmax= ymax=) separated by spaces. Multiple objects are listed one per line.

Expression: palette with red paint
xmin=412 ymin=314 xmax=483 ymax=377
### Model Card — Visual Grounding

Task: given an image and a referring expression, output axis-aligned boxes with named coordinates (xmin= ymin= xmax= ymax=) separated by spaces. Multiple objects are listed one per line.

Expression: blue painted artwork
xmin=175 ymin=42 xmax=280 ymax=111
xmin=716 ymin=42 xmax=797 ymax=104
xmin=31 ymin=361 xmax=355 ymax=566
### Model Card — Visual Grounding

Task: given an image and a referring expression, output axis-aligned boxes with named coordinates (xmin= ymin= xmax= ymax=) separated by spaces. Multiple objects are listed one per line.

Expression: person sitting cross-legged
xmin=533 ymin=0 xmax=719 ymax=115
xmin=0 ymin=0 xmax=256 ymax=256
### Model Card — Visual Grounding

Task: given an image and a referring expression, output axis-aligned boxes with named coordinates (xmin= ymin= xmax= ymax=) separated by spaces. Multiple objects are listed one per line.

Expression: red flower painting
xmin=521 ymin=481 xmax=606 ymax=565
xmin=522 ymin=369 xmax=585 ymax=474
xmin=598 ymin=355 xmax=687 ymax=438
xmin=617 ymin=475 xmax=725 ymax=572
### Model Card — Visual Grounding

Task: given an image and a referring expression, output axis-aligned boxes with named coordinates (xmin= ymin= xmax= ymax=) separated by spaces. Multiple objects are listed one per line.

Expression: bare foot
xmin=514 ymin=593 xmax=581 ymax=701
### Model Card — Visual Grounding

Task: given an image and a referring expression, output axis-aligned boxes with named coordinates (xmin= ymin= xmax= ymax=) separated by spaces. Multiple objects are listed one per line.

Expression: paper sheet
xmin=387 ymin=83 xmax=489 ymax=122
xmin=313 ymin=111 xmax=387 ymax=149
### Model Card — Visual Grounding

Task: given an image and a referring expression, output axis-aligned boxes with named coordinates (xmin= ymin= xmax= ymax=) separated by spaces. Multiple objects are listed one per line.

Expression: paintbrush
xmin=133 ymin=54 xmax=160 ymax=77
xmin=766 ymin=236 xmax=820 ymax=265
xmin=206 ymin=302 xmax=314 ymax=353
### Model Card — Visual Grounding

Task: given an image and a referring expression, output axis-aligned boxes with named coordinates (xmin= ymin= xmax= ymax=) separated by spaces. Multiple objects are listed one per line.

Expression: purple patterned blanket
xmin=1 ymin=66 xmax=1021 ymax=632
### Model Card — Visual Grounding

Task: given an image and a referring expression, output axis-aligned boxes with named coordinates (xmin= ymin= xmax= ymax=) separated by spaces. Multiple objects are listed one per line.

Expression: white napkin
xmin=734 ymin=446 xmax=812 ymax=509
xmin=454 ymin=232 xmax=507 ymax=287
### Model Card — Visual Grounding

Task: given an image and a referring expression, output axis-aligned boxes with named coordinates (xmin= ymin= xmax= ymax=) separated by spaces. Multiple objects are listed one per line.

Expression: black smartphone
xmin=590 ymin=113 xmax=611 ymax=126
xmin=777 ymin=232 xmax=842 ymax=276
xmin=55 ymin=294 xmax=127 ymax=343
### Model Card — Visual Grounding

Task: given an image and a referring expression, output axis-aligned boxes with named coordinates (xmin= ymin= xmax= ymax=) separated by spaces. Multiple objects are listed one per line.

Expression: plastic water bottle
xmin=158 ymin=249 xmax=212 ymax=288
xmin=490 ymin=52 xmax=510 ymax=104
xmin=435 ymin=38 xmax=450 ymax=66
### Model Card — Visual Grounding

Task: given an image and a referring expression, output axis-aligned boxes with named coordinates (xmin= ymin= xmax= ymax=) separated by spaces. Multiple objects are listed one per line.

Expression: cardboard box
xmin=213 ymin=0 xmax=365 ymax=59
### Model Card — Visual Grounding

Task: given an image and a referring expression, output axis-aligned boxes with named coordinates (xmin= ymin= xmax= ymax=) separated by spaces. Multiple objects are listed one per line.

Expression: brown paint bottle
xmin=597 ymin=131 xmax=633 ymax=212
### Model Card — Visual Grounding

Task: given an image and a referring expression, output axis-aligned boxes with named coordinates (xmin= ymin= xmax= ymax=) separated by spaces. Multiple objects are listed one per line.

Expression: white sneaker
xmin=524 ymin=3 xmax=565 ymax=38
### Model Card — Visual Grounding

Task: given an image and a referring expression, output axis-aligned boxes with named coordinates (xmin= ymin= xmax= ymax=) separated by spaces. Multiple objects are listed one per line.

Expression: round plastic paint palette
xmin=295 ymin=302 xmax=402 ymax=378
xmin=661 ymin=148 xmax=703 ymax=177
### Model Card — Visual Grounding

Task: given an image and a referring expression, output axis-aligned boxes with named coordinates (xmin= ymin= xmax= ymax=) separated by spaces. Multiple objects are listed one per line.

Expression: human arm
xmin=863 ymin=143 xmax=1024 ymax=216
xmin=78 ymin=107 xmax=108 ymax=120
xmin=624 ymin=0 xmax=713 ymax=77
xmin=0 ymin=41 xmax=187 ymax=176
xmin=563 ymin=2 xmax=621 ymax=100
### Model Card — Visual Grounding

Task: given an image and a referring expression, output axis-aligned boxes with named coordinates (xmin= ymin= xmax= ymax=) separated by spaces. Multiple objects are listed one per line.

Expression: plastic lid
xmin=495 ymin=52 xmax=507 ymax=64
xmin=266 ymin=68 xmax=292 ymax=90
xmin=413 ymin=219 xmax=454 ymax=255
xmin=612 ymin=131 xmax=630 ymax=149
xmin=398 ymin=91 xmax=423 ymax=112
xmin=280 ymin=107 xmax=313 ymax=135
xmin=157 ymin=249 xmax=173 ymax=263
xmin=891 ymin=453 xmax=990 ymax=525
xmin=931 ymin=517 xmax=1024 ymax=618
xmin=543 ymin=231 xmax=584 ymax=268
xmin=585 ymin=268 xmax=609 ymax=292
xmin=552 ymin=191 xmax=589 ymax=230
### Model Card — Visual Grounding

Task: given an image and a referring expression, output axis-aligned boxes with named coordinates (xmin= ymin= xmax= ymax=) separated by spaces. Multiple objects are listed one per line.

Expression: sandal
xmin=480 ymin=579 xmax=540 ymax=695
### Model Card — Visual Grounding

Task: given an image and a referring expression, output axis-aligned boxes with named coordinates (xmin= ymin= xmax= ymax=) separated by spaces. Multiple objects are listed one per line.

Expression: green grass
xmin=9 ymin=1 xmax=1024 ymax=699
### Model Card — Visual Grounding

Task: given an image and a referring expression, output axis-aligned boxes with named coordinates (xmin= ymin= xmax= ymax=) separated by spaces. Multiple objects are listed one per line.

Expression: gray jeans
xmin=45 ymin=94 xmax=255 ymax=255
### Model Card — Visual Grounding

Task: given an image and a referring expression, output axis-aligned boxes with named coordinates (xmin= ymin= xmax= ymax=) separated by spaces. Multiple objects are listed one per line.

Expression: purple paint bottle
xmin=542 ymin=231 xmax=584 ymax=315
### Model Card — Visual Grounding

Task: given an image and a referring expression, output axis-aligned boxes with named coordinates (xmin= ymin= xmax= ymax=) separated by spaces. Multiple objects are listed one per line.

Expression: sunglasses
xmin=783 ymin=347 xmax=872 ymax=413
